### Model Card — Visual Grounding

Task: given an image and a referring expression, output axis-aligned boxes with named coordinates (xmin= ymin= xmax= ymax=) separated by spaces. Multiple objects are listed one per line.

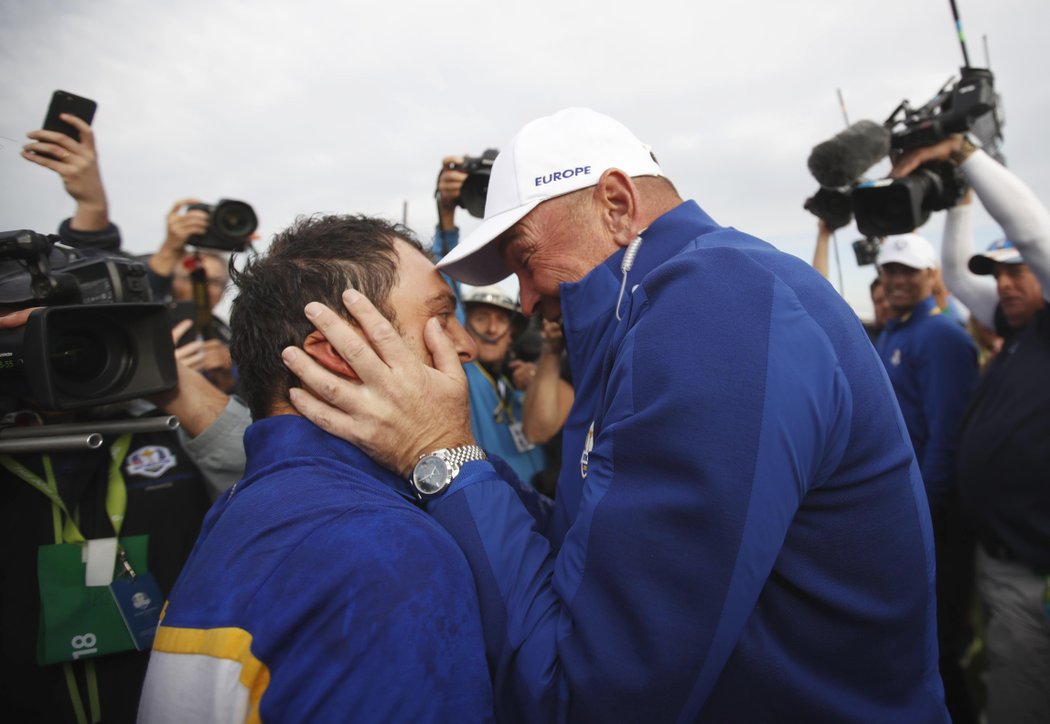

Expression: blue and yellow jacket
xmin=139 ymin=415 xmax=492 ymax=723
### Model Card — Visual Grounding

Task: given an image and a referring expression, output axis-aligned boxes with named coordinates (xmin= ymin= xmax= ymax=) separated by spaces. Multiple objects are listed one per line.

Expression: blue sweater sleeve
xmin=431 ymin=251 xmax=853 ymax=721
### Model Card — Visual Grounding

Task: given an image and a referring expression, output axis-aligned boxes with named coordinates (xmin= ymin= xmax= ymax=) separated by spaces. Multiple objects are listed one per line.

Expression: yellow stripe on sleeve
xmin=153 ymin=625 xmax=271 ymax=724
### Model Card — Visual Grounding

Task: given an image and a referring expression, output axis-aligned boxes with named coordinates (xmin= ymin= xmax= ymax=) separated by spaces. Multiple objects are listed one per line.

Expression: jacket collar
xmin=240 ymin=415 xmax=416 ymax=501
xmin=559 ymin=200 xmax=721 ymax=359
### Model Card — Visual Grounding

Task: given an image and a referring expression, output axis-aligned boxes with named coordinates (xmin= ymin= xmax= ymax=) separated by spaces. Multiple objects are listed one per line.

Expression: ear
xmin=593 ymin=169 xmax=640 ymax=248
xmin=303 ymin=329 xmax=360 ymax=381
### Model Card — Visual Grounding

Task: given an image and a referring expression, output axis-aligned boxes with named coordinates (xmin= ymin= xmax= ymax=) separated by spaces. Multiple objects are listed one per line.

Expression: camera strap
xmin=0 ymin=434 xmax=136 ymax=724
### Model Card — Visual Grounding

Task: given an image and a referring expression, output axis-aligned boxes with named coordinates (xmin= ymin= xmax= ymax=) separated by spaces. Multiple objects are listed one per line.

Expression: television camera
xmin=804 ymin=2 xmax=1004 ymax=264
xmin=0 ymin=230 xmax=178 ymax=417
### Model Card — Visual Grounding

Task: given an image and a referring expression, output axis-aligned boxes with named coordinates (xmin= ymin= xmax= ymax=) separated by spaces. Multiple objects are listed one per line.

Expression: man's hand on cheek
xmin=282 ymin=289 xmax=475 ymax=476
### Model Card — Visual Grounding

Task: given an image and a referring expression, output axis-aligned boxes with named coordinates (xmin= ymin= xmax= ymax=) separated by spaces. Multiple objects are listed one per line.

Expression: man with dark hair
xmin=138 ymin=214 xmax=492 ymax=722
xmin=283 ymin=109 xmax=949 ymax=722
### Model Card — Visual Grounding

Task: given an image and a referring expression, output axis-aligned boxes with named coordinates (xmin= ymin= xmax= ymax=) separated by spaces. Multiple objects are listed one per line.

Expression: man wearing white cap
xmin=284 ymin=108 xmax=949 ymax=722
xmin=874 ymin=233 xmax=979 ymax=723
xmin=874 ymin=233 xmax=978 ymax=507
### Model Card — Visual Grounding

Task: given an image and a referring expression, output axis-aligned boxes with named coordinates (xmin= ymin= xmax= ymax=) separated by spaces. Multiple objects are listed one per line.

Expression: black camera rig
xmin=0 ymin=230 xmax=177 ymax=413
xmin=804 ymin=0 xmax=1005 ymax=260
xmin=851 ymin=66 xmax=1003 ymax=241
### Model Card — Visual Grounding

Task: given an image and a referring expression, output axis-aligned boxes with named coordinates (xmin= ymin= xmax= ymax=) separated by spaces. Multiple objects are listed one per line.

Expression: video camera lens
xmin=852 ymin=161 xmax=964 ymax=237
xmin=47 ymin=314 xmax=132 ymax=399
xmin=0 ymin=304 xmax=176 ymax=411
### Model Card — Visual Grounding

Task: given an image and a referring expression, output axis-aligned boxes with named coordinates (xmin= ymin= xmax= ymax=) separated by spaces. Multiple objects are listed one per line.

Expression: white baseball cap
xmin=436 ymin=107 xmax=663 ymax=286
xmin=876 ymin=233 xmax=938 ymax=270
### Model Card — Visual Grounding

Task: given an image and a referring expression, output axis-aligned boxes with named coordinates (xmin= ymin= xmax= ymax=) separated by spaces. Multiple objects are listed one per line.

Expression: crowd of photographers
xmin=2 ymin=89 xmax=1048 ymax=723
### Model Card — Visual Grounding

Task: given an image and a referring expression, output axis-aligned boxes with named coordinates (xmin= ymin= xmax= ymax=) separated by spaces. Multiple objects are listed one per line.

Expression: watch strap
xmin=439 ymin=444 xmax=487 ymax=474
xmin=950 ymin=135 xmax=979 ymax=166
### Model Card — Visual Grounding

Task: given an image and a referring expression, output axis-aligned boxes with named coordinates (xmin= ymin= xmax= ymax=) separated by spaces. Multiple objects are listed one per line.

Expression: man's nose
xmin=518 ymin=276 xmax=540 ymax=317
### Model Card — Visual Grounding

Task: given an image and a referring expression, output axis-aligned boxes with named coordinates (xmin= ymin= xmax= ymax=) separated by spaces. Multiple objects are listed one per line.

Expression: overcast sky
xmin=2 ymin=0 xmax=1047 ymax=318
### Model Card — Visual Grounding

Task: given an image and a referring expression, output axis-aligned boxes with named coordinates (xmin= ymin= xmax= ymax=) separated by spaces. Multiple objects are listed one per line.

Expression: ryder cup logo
xmin=126 ymin=445 xmax=177 ymax=479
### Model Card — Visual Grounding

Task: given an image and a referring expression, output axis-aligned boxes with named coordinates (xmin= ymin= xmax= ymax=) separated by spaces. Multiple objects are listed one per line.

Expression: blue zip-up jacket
xmin=139 ymin=415 xmax=493 ymax=723
xmin=430 ymin=201 xmax=948 ymax=722
xmin=875 ymin=296 xmax=978 ymax=504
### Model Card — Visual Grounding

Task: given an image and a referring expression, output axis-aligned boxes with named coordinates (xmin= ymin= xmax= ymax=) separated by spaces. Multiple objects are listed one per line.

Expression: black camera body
xmin=0 ymin=230 xmax=176 ymax=411
xmin=805 ymin=67 xmax=1004 ymax=245
xmin=186 ymin=199 xmax=258 ymax=252
xmin=851 ymin=68 xmax=1002 ymax=238
xmin=887 ymin=67 xmax=999 ymax=153
xmin=451 ymin=150 xmax=499 ymax=219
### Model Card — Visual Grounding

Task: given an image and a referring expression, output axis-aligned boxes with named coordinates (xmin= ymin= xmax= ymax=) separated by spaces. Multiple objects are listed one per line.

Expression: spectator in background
xmin=932 ymin=267 xmax=970 ymax=325
xmin=811 ymin=218 xmax=892 ymax=341
xmin=874 ymin=232 xmax=979 ymax=723
xmin=899 ymin=133 xmax=1050 ymax=724
xmin=520 ymin=318 xmax=573 ymax=496
xmin=433 ymin=156 xmax=468 ymax=299
xmin=148 ymin=200 xmax=237 ymax=392
xmin=868 ymin=276 xmax=894 ymax=340
xmin=461 ymin=284 xmax=551 ymax=485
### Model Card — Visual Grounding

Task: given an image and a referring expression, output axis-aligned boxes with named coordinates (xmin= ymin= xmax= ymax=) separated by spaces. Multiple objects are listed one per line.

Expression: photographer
xmin=10 ymin=112 xmax=249 ymax=720
xmin=0 ymin=304 xmax=249 ymax=723
xmin=148 ymin=200 xmax=238 ymax=393
xmin=894 ymin=135 xmax=1050 ymax=724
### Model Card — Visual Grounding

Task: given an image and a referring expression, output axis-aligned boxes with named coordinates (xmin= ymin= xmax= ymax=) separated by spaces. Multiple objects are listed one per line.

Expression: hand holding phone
xmin=23 ymin=90 xmax=108 ymax=230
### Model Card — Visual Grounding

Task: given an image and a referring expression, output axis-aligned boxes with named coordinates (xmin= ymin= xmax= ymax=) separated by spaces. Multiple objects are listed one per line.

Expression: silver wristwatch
xmin=410 ymin=445 xmax=487 ymax=499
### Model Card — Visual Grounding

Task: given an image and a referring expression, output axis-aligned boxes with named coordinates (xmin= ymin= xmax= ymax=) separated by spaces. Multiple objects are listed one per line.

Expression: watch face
xmin=413 ymin=455 xmax=450 ymax=496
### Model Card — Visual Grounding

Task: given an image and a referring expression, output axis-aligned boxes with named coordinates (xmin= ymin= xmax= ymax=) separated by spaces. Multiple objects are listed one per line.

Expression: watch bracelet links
xmin=444 ymin=444 xmax=488 ymax=469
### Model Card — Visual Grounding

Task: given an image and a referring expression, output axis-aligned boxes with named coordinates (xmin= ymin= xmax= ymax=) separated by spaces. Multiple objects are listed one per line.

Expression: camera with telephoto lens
xmin=450 ymin=149 xmax=499 ymax=219
xmin=0 ymin=230 xmax=177 ymax=411
xmin=851 ymin=67 xmax=1003 ymax=239
xmin=186 ymin=199 xmax=258 ymax=252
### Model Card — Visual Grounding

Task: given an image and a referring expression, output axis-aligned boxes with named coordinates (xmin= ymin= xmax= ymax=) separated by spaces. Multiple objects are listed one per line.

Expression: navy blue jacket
xmin=876 ymin=295 xmax=978 ymax=503
xmin=430 ymin=201 xmax=948 ymax=722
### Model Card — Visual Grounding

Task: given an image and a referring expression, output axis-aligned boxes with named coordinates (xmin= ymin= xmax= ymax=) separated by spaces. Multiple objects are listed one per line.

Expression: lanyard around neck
xmin=473 ymin=361 xmax=517 ymax=424
xmin=1 ymin=433 xmax=133 ymax=544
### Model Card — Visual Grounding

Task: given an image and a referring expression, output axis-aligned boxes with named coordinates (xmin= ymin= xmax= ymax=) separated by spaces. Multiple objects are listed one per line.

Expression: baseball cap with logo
xmin=875 ymin=233 xmax=938 ymax=270
xmin=436 ymin=107 xmax=663 ymax=286
xmin=968 ymin=238 xmax=1023 ymax=275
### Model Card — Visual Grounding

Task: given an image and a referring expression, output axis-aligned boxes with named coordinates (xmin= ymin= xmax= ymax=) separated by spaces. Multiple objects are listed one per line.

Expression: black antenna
xmin=948 ymin=0 xmax=972 ymax=67
xmin=836 ymin=88 xmax=850 ymax=128
xmin=983 ymin=34 xmax=991 ymax=68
